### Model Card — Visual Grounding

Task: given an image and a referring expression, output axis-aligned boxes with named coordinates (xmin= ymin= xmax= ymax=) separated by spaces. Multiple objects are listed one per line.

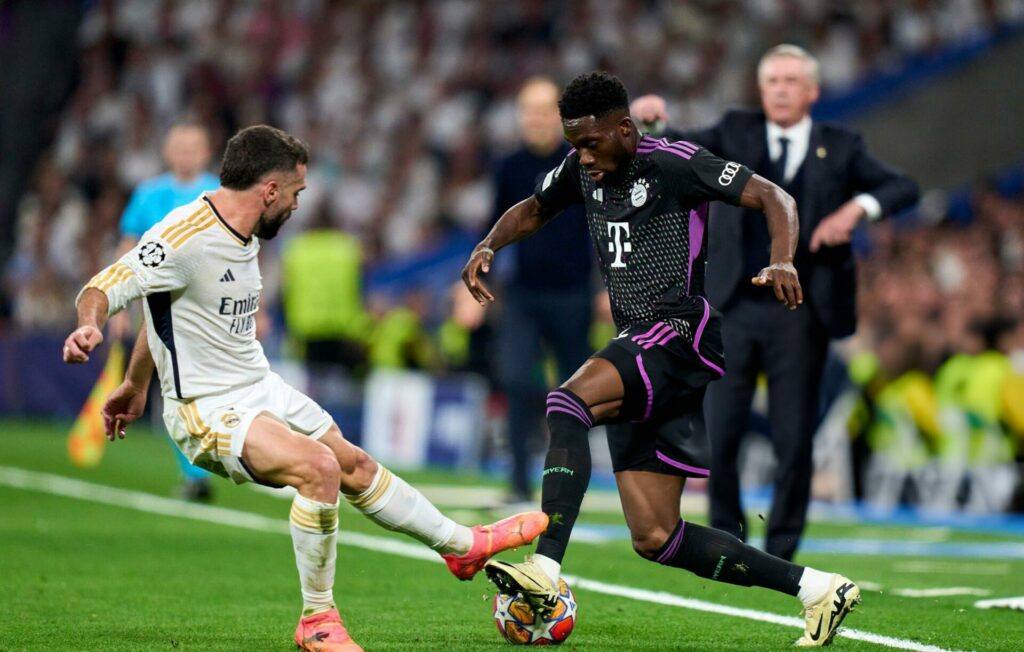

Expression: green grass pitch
xmin=1 ymin=419 xmax=1022 ymax=650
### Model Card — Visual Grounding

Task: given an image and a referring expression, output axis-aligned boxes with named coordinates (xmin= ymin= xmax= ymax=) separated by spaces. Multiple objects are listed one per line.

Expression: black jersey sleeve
xmin=533 ymin=151 xmax=584 ymax=215
xmin=661 ymin=144 xmax=754 ymax=207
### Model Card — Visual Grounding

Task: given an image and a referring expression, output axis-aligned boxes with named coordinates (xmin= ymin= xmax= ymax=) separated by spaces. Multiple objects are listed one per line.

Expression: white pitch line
xmin=891 ymin=588 xmax=990 ymax=598
xmin=893 ymin=560 xmax=1009 ymax=576
xmin=1 ymin=466 xmax=964 ymax=652
xmin=974 ymin=596 xmax=1024 ymax=611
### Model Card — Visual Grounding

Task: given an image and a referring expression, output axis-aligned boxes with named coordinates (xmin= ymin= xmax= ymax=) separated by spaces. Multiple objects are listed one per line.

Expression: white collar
xmin=765 ymin=115 xmax=812 ymax=183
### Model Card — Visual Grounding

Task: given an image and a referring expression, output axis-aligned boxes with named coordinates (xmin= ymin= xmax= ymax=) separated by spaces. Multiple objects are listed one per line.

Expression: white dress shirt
xmin=765 ymin=115 xmax=882 ymax=220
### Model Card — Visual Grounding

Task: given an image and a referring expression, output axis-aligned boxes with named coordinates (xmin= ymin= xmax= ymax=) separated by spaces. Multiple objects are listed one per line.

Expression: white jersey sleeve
xmin=78 ymin=208 xmax=209 ymax=314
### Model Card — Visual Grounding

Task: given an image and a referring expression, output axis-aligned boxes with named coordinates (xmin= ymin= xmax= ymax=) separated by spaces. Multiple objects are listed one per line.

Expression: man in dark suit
xmin=489 ymin=77 xmax=594 ymax=504
xmin=631 ymin=44 xmax=919 ymax=560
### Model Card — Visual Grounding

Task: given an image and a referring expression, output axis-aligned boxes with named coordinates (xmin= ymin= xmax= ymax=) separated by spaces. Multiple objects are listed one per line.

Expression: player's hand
xmin=461 ymin=245 xmax=495 ymax=305
xmin=630 ymin=94 xmax=668 ymax=133
xmin=752 ymin=262 xmax=803 ymax=310
xmin=63 ymin=325 xmax=104 ymax=363
xmin=101 ymin=381 xmax=148 ymax=441
xmin=810 ymin=200 xmax=864 ymax=252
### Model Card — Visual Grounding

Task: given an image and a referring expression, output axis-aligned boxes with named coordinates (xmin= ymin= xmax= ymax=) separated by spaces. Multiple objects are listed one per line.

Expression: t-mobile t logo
xmin=607 ymin=221 xmax=632 ymax=268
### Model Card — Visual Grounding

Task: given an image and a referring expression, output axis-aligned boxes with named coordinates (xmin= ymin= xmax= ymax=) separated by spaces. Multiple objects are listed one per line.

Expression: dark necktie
xmin=774 ymin=136 xmax=790 ymax=184
xmin=743 ymin=135 xmax=790 ymax=288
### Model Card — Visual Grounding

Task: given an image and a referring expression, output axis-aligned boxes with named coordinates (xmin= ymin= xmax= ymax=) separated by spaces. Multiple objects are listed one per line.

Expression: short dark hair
xmin=558 ymin=71 xmax=630 ymax=121
xmin=219 ymin=125 xmax=309 ymax=190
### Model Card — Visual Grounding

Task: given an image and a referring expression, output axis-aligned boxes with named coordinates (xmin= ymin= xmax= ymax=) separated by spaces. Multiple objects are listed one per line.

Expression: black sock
xmin=654 ymin=520 xmax=802 ymax=595
xmin=535 ymin=388 xmax=593 ymax=564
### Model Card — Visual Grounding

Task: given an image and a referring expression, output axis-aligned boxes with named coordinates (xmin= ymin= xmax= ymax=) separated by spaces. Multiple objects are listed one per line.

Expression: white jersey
xmin=81 ymin=194 xmax=269 ymax=400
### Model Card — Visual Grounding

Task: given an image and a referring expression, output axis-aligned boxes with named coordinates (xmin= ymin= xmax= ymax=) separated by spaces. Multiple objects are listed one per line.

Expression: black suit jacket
xmin=669 ymin=110 xmax=919 ymax=338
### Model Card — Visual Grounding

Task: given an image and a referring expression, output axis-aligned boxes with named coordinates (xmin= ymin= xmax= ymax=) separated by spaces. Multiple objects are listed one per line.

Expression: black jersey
xmin=534 ymin=134 xmax=754 ymax=338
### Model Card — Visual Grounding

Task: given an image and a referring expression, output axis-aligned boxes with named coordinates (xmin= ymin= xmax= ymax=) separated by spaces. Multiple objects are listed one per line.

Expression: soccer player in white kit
xmin=63 ymin=125 xmax=548 ymax=652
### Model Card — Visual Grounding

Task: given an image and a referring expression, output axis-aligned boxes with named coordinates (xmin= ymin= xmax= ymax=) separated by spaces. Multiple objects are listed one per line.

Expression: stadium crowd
xmin=2 ymin=0 xmax=1023 ymax=509
xmin=843 ymin=180 xmax=1024 ymax=511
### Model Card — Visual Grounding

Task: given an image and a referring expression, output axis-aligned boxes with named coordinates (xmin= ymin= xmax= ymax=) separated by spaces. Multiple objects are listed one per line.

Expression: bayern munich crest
xmin=631 ymin=179 xmax=649 ymax=207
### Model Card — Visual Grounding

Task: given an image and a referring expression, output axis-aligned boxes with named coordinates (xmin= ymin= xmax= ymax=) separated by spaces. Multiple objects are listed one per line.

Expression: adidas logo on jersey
xmin=220 ymin=269 xmax=236 ymax=282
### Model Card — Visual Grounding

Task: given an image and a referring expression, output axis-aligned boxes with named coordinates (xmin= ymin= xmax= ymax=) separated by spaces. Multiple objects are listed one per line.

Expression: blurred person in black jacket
xmin=488 ymin=77 xmax=594 ymax=504
xmin=632 ymin=44 xmax=919 ymax=560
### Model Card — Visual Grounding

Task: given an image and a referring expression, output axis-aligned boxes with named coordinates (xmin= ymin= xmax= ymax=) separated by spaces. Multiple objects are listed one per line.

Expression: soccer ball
xmin=492 ymin=578 xmax=577 ymax=645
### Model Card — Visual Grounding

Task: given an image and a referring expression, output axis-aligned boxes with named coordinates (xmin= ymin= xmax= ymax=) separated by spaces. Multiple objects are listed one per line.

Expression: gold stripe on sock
xmin=290 ymin=504 xmax=337 ymax=533
xmin=289 ymin=510 xmax=322 ymax=531
xmin=291 ymin=503 xmax=339 ymax=531
xmin=344 ymin=467 xmax=393 ymax=509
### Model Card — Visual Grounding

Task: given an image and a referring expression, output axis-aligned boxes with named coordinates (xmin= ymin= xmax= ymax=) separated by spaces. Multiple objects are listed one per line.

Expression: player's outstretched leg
xmin=647 ymin=519 xmax=859 ymax=646
xmin=484 ymin=386 xmax=596 ymax=613
xmin=324 ymin=428 xmax=548 ymax=581
xmin=442 ymin=511 xmax=550 ymax=580
xmin=618 ymin=471 xmax=859 ymax=646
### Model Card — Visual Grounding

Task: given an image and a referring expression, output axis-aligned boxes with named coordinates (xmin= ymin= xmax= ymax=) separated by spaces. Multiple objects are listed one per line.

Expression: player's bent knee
xmin=305 ymin=445 xmax=342 ymax=489
xmin=631 ymin=527 xmax=673 ymax=560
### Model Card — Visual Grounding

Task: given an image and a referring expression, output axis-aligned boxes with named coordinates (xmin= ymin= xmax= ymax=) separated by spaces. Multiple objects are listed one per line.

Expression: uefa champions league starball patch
xmin=138 ymin=241 xmax=167 ymax=268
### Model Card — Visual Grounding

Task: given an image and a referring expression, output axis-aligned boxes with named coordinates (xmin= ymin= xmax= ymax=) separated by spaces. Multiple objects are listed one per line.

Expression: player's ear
xmin=262 ymin=178 xmax=279 ymax=206
xmin=619 ymin=116 xmax=634 ymax=139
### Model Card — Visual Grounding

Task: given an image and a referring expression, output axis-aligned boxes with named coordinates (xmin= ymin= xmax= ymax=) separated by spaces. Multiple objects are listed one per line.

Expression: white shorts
xmin=163 ymin=371 xmax=333 ymax=485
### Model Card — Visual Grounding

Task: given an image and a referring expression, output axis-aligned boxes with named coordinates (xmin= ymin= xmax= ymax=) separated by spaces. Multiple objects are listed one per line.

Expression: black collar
xmin=203 ymin=195 xmax=251 ymax=245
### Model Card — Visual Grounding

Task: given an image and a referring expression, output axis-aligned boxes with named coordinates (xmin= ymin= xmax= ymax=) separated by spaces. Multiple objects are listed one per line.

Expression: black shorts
xmin=594 ymin=304 xmax=725 ymax=478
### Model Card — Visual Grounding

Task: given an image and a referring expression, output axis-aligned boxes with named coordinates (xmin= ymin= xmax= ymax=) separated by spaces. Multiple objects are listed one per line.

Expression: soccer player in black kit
xmin=463 ymin=72 xmax=859 ymax=647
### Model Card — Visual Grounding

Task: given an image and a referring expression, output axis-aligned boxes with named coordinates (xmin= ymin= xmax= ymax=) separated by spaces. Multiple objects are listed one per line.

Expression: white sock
xmin=289 ymin=493 xmax=339 ymax=616
xmin=797 ymin=567 xmax=833 ymax=607
xmin=533 ymin=554 xmax=561 ymax=585
xmin=345 ymin=465 xmax=472 ymax=554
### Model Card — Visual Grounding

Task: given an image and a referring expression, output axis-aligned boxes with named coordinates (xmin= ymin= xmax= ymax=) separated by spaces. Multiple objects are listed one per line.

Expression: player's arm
xmin=463 ymin=196 xmax=560 ymax=304
xmin=464 ymin=153 xmax=583 ymax=305
xmin=102 ymin=326 xmax=154 ymax=440
xmin=64 ymin=256 xmax=144 ymax=363
xmin=64 ymin=232 xmax=200 ymax=364
xmin=672 ymin=146 xmax=801 ymax=309
xmin=63 ymin=287 xmax=110 ymax=363
xmin=737 ymin=174 xmax=802 ymax=309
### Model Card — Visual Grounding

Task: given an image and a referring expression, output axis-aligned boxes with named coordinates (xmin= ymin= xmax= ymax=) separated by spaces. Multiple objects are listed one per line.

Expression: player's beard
xmin=253 ymin=208 xmax=291 ymax=240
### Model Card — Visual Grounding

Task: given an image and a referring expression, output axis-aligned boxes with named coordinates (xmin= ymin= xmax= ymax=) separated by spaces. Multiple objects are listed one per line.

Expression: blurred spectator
xmin=4 ymin=157 xmax=89 ymax=331
xmin=368 ymin=289 xmax=437 ymax=371
xmin=486 ymin=77 xmax=593 ymax=505
xmin=116 ymin=122 xmax=218 ymax=245
xmin=281 ymin=206 xmax=373 ymax=376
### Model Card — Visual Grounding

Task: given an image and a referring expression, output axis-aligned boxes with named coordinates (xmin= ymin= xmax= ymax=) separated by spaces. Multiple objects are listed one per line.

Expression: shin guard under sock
xmin=535 ymin=388 xmax=593 ymax=564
